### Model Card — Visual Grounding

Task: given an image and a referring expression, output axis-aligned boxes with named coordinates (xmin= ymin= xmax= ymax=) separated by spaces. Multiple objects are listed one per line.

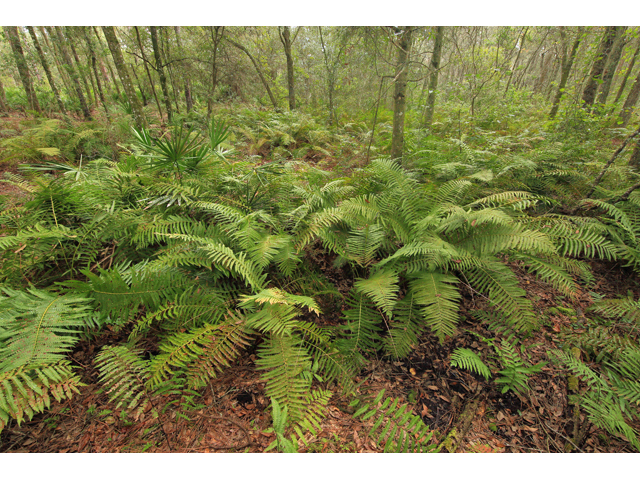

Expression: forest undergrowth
xmin=2 ymin=102 xmax=640 ymax=453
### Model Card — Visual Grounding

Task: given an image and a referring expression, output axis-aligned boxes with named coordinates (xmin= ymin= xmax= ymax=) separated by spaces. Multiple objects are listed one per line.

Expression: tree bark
xmin=47 ymin=26 xmax=91 ymax=119
xmin=0 ymin=77 xmax=7 ymax=112
xmin=149 ymin=26 xmax=172 ymax=122
xmin=504 ymin=27 xmax=528 ymax=96
xmin=93 ymin=27 xmax=121 ymax=98
xmin=4 ymin=26 xmax=41 ymax=113
xmin=133 ymin=27 xmax=162 ymax=121
xmin=82 ymin=26 xmax=109 ymax=120
xmin=618 ymin=66 xmax=640 ymax=127
xmin=596 ymin=27 xmax=627 ymax=106
xmin=206 ymin=26 xmax=223 ymax=121
xmin=582 ymin=26 xmax=619 ymax=110
xmin=549 ymin=28 xmax=583 ymax=119
xmin=26 ymin=26 xmax=65 ymax=113
xmin=64 ymin=27 xmax=94 ymax=108
xmin=174 ymin=26 xmax=193 ymax=113
xmin=390 ymin=27 xmax=413 ymax=161
xmin=160 ymin=27 xmax=181 ymax=115
xmin=614 ymin=39 xmax=640 ymax=104
xmin=423 ymin=26 xmax=445 ymax=127
xmin=279 ymin=26 xmax=296 ymax=110
xmin=226 ymin=37 xmax=279 ymax=109
xmin=101 ymin=26 xmax=145 ymax=127
xmin=629 ymin=138 xmax=640 ymax=171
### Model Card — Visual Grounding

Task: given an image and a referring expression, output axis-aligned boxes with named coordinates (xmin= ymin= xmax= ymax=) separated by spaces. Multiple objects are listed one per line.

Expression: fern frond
xmin=409 ymin=271 xmax=461 ymax=342
xmin=354 ymin=270 xmax=399 ymax=317
xmin=350 ymin=389 xmax=436 ymax=452
xmin=450 ymin=348 xmax=492 ymax=380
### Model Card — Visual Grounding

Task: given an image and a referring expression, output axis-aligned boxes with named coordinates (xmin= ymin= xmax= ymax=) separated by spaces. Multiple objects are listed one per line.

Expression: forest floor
xmin=1 ymin=252 xmax=639 ymax=453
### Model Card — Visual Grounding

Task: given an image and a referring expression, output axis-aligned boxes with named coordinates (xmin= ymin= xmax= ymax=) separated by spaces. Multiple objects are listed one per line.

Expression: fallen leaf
xmin=409 ymin=368 xmax=417 ymax=376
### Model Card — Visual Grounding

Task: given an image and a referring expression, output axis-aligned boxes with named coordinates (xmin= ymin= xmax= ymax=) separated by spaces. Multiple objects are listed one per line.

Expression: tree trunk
xmin=629 ymin=138 xmax=640 ymax=170
xmin=82 ymin=26 xmax=109 ymax=120
xmin=102 ymin=26 xmax=145 ymax=127
xmin=4 ymin=26 xmax=41 ymax=113
xmin=318 ymin=26 xmax=339 ymax=126
xmin=504 ymin=27 xmax=528 ymax=96
xmin=618 ymin=66 xmax=640 ymax=126
xmin=26 ymin=26 xmax=65 ymax=113
xmin=64 ymin=27 xmax=94 ymax=108
xmin=279 ymin=26 xmax=296 ymax=110
xmin=423 ymin=26 xmax=445 ymax=127
xmin=174 ymin=26 xmax=193 ymax=113
xmin=227 ymin=37 xmax=279 ymax=109
xmin=149 ymin=26 xmax=172 ymax=123
xmin=93 ymin=27 xmax=121 ymax=98
xmin=160 ymin=27 xmax=181 ymax=115
xmin=549 ymin=28 xmax=583 ymax=119
xmin=582 ymin=26 xmax=619 ymax=110
xmin=390 ymin=27 xmax=413 ymax=161
xmin=614 ymin=39 xmax=640 ymax=104
xmin=0 ymin=76 xmax=7 ymax=112
xmin=597 ymin=27 xmax=627 ymax=106
xmin=206 ymin=26 xmax=223 ymax=121
xmin=47 ymin=26 xmax=91 ymax=119
xmin=133 ymin=27 xmax=162 ymax=121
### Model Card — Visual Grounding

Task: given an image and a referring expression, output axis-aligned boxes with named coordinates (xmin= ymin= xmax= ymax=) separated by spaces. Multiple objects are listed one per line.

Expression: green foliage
xmin=0 ymin=288 xmax=92 ymax=432
xmin=350 ymin=389 xmax=436 ymax=452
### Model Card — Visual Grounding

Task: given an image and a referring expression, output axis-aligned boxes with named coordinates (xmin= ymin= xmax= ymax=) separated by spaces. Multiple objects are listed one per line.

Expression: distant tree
xmin=618 ymin=65 xmax=640 ymax=126
xmin=597 ymin=27 xmax=627 ymax=106
xmin=423 ymin=26 xmax=445 ymax=127
xmin=549 ymin=27 xmax=583 ymax=119
xmin=0 ymin=77 xmax=7 ymax=112
xmin=279 ymin=26 xmax=298 ymax=111
xmin=4 ymin=26 xmax=41 ymax=113
xmin=102 ymin=26 xmax=145 ymax=127
xmin=390 ymin=26 xmax=413 ymax=160
xmin=174 ymin=26 xmax=193 ymax=113
xmin=46 ymin=26 xmax=91 ymax=119
xmin=614 ymin=36 xmax=640 ymax=104
xmin=150 ymin=26 xmax=172 ymax=123
xmin=582 ymin=26 xmax=619 ymax=110
xmin=26 ymin=26 xmax=65 ymax=113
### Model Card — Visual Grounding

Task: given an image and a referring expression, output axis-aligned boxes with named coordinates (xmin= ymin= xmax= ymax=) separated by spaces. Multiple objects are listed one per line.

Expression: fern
xmin=450 ymin=348 xmax=492 ymax=380
xmin=350 ymin=389 xmax=436 ymax=452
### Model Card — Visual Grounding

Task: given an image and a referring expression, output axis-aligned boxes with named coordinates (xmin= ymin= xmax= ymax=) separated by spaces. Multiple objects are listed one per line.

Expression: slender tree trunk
xmin=423 ymin=26 xmax=445 ymax=127
xmin=629 ymin=138 xmax=640 ymax=170
xmin=174 ymin=26 xmax=193 ymax=113
xmin=47 ymin=26 xmax=91 ymax=119
xmin=160 ymin=27 xmax=180 ymax=115
xmin=549 ymin=28 xmax=583 ymax=119
xmin=618 ymin=67 xmax=640 ymax=126
xmin=614 ymin=39 xmax=640 ymax=104
xmin=206 ymin=26 xmax=223 ymax=121
xmin=582 ymin=26 xmax=619 ymax=110
xmin=39 ymin=26 xmax=73 ymax=96
xmin=279 ymin=26 xmax=296 ymax=110
xmin=101 ymin=26 xmax=145 ymax=127
xmin=597 ymin=27 xmax=627 ymax=106
xmin=26 ymin=26 xmax=65 ymax=113
xmin=4 ymin=26 xmax=41 ymax=113
xmin=318 ymin=26 xmax=338 ymax=126
xmin=391 ymin=27 xmax=413 ymax=161
xmin=0 ymin=77 xmax=7 ymax=112
xmin=64 ymin=27 xmax=94 ymax=108
xmin=504 ymin=27 xmax=529 ymax=96
xmin=227 ymin=37 xmax=279 ymax=109
xmin=134 ymin=27 xmax=163 ymax=121
xmin=129 ymin=61 xmax=148 ymax=106
xmin=149 ymin=26 xmax=172 ymax=122
xmin=82 ymin=26 xmax=109 ymax=120
xmin=93 ymin=27 xmax=121 ymax=98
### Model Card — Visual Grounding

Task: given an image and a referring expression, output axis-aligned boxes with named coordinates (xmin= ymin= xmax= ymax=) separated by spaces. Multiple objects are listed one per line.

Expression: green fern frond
xmin=256 ymin=333 xmax=313 ymax=423
xmin=450 ymin=348 xmax=492 ymax=380
xmin=148 ymin=314 xmax=253 ymax=388
xmin=354 ymin=270 xmax=399 ymax=318
xmin=0 ymin=362 xmax=83 ymax=432
xmin=95 ymin=345 xmax=151 ymax=417
xmin=409 ymin=271 xmax=461 ymax=342
xmin=350 ymin=389 xmax=436 ymax=452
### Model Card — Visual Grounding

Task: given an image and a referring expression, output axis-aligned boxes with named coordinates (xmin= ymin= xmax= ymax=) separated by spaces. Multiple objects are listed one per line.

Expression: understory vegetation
xmin=2 ymin=25 xmax=640 ymax=453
